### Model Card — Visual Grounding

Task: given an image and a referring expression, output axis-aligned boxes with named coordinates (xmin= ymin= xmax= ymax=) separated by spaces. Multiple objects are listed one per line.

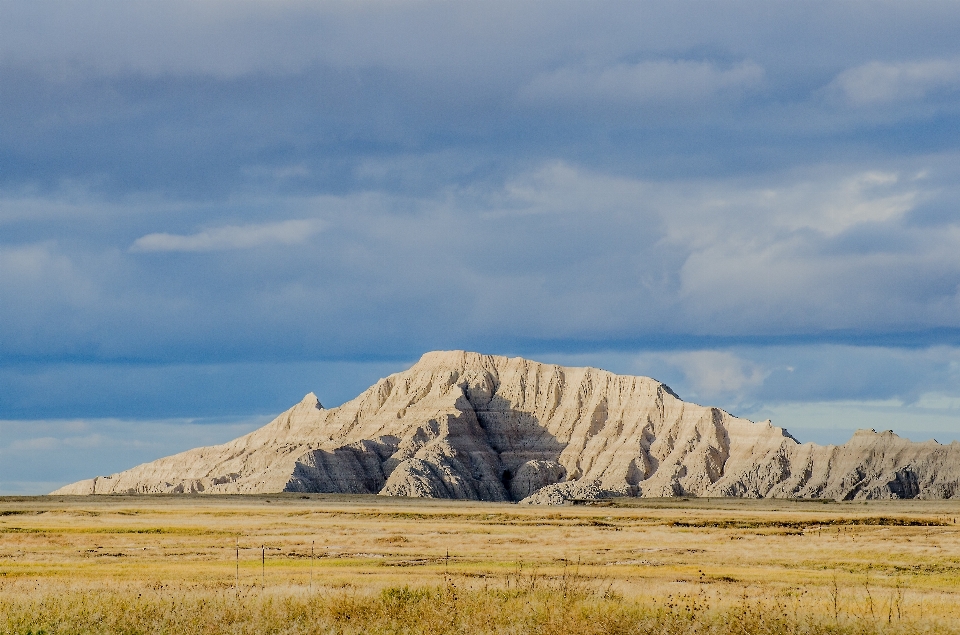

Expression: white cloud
xmin=0 ymin=243 xmax=98 ymax=314
xmin=8 ymin=436 xmax=62 ymax=451
xmin=652 ymin=167 xmax=926 ymax=247
xmin=130 ymin=219 xmax=322 ymax=253
xmin=753 ymin=170 xmax=918 ymax=236
xmin=799 ymin=171 xmax=917 ymax=234
xmin=487 ymin=161 xmax=648 ymax=218
xmin=520 ymin=59 xmax=763 ymax=106
xmin=660 ymin=351 xmax=769 ymax=400
xmin=914 ymin=392 xmax=960 ymax=410
xmin=829 ymin=58 xmax=960 ymax=106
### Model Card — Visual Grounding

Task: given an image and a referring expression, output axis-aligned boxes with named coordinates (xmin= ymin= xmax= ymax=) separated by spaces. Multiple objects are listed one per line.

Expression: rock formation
xmin=52 ymin=351 xmax=960 ymax=502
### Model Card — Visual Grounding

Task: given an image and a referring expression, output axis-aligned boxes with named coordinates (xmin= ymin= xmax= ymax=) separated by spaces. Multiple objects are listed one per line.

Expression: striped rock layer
xmin=52 ymin=351 xmax=960 ymax=502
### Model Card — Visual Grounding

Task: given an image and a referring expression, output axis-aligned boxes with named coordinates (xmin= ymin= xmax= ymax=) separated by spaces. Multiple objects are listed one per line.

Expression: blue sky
xmin=3 ymin=1 xmax=960 ymax=493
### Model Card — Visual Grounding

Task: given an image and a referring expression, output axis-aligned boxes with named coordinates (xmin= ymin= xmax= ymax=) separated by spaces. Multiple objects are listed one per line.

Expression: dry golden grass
xmin=1 ymin=494 xmax=960 ymax=633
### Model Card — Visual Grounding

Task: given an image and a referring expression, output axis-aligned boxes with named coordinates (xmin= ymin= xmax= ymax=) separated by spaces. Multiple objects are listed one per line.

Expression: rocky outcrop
xmin=51 ymin=351 xmax=960 ymax=502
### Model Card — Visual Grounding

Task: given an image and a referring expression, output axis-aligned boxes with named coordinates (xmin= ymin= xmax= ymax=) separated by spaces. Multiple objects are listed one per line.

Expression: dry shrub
xmin=0 ymin=576 xmax=957 ymax=635
xmin=3 ymin=497 xmax=960 ymax=634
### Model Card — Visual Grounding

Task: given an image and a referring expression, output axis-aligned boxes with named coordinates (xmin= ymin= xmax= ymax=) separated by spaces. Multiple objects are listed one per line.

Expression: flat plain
xmin=1 ymin=495 xmax=959 ymax=633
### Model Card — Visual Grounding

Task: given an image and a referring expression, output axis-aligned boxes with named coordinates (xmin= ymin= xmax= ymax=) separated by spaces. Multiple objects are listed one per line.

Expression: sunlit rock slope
xmin=52 ymin=351 xmax=960 ymax=502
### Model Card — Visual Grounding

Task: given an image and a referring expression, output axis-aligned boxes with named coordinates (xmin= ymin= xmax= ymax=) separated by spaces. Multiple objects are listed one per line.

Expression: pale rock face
xmin=52 ymin=351 xmax=960 ymax=502
xmin=510 ymin=460 xmax=567 ymax=501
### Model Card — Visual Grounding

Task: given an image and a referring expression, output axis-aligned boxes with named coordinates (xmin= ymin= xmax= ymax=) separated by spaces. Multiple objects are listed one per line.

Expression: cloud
xmin=662 ymin=351 xmax=769 ymax=399
xmin=0 ymin=416 xmax=267 ymax=493
xmin=828 ymin=58 xmax=960 ymax=106
xmin=489 ymin=345 xmax=960 ymax=446
xmin=130 ymin=219 xmax=322 ymax=253
xmin=0 ymin=359 xmax=413 ymax=420
xmin=914 ymin=392 xmax=960 ymax=409
xmin=742 ymin=400 xmax=960 ymax=445
xmin=4 ymin=0 xmax=960 ymax=456
xmin=0 ymin=243 xmax=102 ymax=340
xmin=785 ymin=171 xmax=919 ymax=235
xmin=3 ymin=5 xmax=959 ymax=202
xmin=520 ymin=59 xmax=764 ymax=107
xmin=6 ymin=433 xmax=116 ymax=452
xmin=2 ymin=157 xmax=960 ymax=366
xmin=659 ymin=167 xmax=925 ymax=242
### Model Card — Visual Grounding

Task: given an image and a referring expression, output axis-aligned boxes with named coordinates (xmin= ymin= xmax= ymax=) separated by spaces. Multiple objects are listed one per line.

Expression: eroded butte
xmin=53 ymin=351 xmax=960 ymax=502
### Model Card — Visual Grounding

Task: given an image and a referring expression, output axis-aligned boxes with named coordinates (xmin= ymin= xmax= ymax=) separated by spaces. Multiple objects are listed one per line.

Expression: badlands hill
xmin=53 ymin=351 xmax=960 ymax=502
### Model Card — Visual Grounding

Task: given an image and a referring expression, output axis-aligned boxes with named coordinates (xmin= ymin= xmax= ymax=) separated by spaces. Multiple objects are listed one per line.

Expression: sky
xmin=3 ymin=1 xmax=960 ymax=493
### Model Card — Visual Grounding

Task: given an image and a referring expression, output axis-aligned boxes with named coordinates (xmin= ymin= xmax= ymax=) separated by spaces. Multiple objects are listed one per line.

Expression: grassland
xmin=1 ymin=495 xmax=960 ymax=633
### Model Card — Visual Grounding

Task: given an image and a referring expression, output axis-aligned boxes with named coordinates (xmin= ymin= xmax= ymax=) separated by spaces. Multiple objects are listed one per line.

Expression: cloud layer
xmin=3 ymin=2 xmax=960 ymax=490
xmin=830 ymin=58 xmax=960 ymax=106
xmin=7 ymin=159 xmax=957 ymax=363
xmin=521 ymin=59 xmax=764 ymax=108
xmin=130 ymin=220 xmax=322 ymax=252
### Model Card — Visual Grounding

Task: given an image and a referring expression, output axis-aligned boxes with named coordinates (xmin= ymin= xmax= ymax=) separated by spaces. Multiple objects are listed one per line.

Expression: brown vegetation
xmin=1 ymin=495 xmax=959 ymax=633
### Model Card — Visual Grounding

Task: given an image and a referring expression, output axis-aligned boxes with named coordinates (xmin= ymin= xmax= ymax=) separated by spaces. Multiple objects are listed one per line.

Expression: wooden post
xmin=310 ymin=540 xmax=314 ymax=593
xmin=236 ymin=537 xmax=239 ymax=591
xmin=262 ymin=544 xmax=265 ymax=589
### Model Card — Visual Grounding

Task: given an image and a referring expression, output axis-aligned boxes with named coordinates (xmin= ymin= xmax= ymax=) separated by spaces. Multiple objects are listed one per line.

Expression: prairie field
xmin=1 ymin=495 xmax=959 ymax=634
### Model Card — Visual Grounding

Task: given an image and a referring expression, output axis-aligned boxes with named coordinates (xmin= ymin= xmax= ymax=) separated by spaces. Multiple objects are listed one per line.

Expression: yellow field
xmin=1 ymin=495 xmax=959 ymax=633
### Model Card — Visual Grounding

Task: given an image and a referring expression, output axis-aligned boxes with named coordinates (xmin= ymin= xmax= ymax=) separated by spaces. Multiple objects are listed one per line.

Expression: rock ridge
xmin=51 ymin=351 xmax=960 ymax=502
